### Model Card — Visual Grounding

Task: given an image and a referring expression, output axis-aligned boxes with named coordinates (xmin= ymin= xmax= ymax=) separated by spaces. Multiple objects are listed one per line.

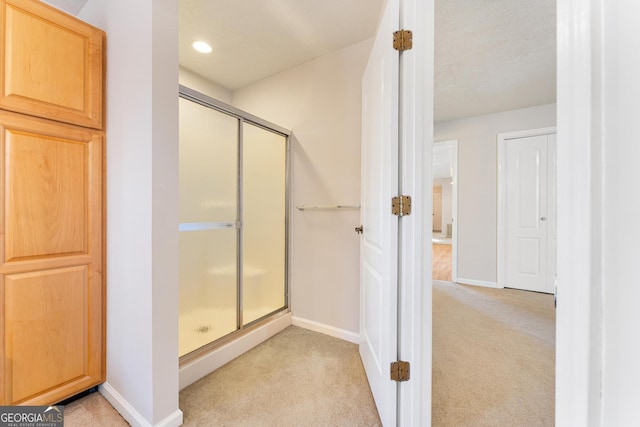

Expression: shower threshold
xmin=179 ymin=307 xmax=290 ymax=367
xmin=178 ymin=309 xmax=292 ymax=390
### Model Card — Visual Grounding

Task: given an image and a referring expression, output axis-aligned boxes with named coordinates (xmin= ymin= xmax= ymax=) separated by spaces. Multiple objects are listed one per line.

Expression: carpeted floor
xmin=179 ymin=326 xmax=381 ymax=426
xmin=64 ymin=283 xmax=555 ymax=426
xmin=432 ymin=281 xmax=555 ymax=426
xmin=64 ymin=391 xmax=129 ymax=427
xmin=64 ymin=326 xmax=380 ymax=426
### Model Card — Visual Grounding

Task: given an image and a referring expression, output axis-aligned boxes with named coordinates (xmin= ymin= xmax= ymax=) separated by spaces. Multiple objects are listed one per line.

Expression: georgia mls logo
xmin=0 ymin=405 xmax=64 ymax=427
xmin=43 ymin=406 xmax=63 ymax=419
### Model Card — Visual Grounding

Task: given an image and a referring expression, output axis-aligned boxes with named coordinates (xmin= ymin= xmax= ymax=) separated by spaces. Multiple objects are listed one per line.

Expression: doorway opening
xmin=432 ymin=140 xmax=458 ymax=283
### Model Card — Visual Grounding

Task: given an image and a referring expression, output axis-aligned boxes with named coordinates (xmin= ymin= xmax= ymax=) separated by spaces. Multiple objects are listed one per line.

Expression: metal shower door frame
xmin=178 ymin=85 xmax=291 ymax=355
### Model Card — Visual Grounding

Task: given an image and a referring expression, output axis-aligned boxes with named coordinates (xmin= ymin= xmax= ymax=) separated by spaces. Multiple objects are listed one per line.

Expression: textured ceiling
xmin=179 ymin=0 xmax=385 ymax=90
xmin=435 ymin=0 xmax=556 ymax=121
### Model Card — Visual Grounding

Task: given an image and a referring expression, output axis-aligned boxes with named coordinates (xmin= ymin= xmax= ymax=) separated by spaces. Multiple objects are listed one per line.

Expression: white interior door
xmin=359 ymin=0 xmax=399 ymax=424
xmin=546 ymin=134 xmax=557 ymax=291
xmin=432 ymin=190 xmax=442 ymax=231
xmin=505 ymin=134 xmax=555 ymax=293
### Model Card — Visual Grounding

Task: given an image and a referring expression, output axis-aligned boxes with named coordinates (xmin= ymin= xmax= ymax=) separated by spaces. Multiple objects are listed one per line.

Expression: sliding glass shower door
xmin=178 ymin=88 xmax=289 ymax=357
xmin=242 ymin=123 xmax=287 ymax=324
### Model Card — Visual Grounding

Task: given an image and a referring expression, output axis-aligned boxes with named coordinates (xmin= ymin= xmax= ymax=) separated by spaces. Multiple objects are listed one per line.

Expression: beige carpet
xmin=64 ymin=284 xmax=554 ymax=426
xmin=65 ymin=326 xmax=380 ymax=426
xmin=180 ymin=326 xmax=380 ymax=426
xmin=433 ymin=281 xmax=555 ymax=426
xmin=64 ymin=391 xmax=129 ymax=427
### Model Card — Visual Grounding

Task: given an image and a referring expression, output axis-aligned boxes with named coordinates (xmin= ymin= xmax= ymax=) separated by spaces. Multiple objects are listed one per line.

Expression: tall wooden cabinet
xmin=0 ymin=0 xmax=105 ymax=405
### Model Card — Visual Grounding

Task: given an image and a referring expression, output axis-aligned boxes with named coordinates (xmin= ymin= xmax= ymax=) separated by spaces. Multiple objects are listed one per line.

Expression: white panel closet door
xmin=506 ymin=134 xmax=554 ymax=293
xmin=359 ymin=0 xmax=399 ymax=424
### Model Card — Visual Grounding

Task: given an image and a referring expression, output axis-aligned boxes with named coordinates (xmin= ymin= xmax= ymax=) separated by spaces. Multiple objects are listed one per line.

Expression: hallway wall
xmin=435 ymin=104 xmax=556 ymax=285
xmin=78 ymin=0 xmax=182 ymax=425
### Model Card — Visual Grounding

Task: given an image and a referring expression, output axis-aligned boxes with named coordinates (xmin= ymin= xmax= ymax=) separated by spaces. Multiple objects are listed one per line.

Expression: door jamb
xmin=397 ymin=0 xmax=433 ymax=425
xmin=556 ymin=0 xmax=603 ymax=423
xmin=496 ymin=127 xmax=556 ymax=289
xmin=433 ymin=139 xmax=458 ymax=283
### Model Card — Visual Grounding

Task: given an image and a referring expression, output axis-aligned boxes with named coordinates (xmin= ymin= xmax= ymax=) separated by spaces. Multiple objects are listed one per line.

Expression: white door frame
xmin=397 ymin=0 xmax=433 ymax=425
xmin=433 ymin=139 xmax=458 ymax=283
xmin=414 ymin=0 xmax=595 ymax=423
xmin=556 ymin=0 xmax=602 ymax=424
xmin=497 ymin=127 xmax=556 ymax=290
xmin=360 ymin=0 xmax=432 ymax=424
xmin=397 ymin=0 xmax=596 ymax=423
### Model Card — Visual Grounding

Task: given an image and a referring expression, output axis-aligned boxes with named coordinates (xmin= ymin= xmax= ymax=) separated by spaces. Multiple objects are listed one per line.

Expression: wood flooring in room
xmin=433 ymin=243 xmax=452 ymax=281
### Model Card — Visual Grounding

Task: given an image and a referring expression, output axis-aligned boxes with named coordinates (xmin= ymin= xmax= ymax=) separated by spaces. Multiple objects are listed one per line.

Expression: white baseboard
xmin=99 ymin=382 xmax=183 ymax=427
xmin=179 ymin=312 xmax=292 ymax=390
xmin=456 ymin=277 xmax=502 ymax=289
xmin=291 ymin=316 xmax=359 ymax=344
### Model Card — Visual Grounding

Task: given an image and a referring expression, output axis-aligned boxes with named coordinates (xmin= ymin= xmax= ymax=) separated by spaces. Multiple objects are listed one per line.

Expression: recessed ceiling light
xmin=192 ymin=41 xmax=212 ymax=54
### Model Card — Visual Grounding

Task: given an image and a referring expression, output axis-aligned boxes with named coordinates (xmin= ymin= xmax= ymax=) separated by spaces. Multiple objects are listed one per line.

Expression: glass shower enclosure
xmin=178 ymin=86 xmax=289 ymax=358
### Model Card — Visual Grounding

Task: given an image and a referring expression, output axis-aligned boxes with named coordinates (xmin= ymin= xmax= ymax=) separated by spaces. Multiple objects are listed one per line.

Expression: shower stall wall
xmin=178 ymin=86 xmax=289 ymax=358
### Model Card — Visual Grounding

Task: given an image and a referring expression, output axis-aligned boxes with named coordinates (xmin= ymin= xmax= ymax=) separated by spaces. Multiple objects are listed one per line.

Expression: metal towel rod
xmin=296 ymin=204 xmax=361 ymax=211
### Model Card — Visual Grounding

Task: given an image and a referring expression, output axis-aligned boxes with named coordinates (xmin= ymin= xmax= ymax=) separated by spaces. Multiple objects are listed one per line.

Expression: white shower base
xmin=179 ymin=306 xmax=277 ymax=356
xmin=179 ymin=311 xmax=292 ymax=390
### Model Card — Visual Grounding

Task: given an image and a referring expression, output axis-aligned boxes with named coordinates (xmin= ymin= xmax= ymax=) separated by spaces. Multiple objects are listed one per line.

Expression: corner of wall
xmin=100 ymin=382 xmax=184 ymax=427
xmin=178 ymin=67 xmax=232 ymax=104
xmin=291 ymin=316 xmax=360 ymax=344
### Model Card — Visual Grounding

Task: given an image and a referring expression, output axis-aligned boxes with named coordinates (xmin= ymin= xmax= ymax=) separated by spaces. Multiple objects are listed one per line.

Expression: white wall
xmin=600 ymin=1 xmax=640 ymax=423
xmin=434 ymin=104 xmax=556 ymax=284
xmin=179 ymin=66 xmax=231 ymax=103
xmin=232 ymin=38 xmax=373 ymax=336
xmin=78 ymin=1 xmax=182 ymax=426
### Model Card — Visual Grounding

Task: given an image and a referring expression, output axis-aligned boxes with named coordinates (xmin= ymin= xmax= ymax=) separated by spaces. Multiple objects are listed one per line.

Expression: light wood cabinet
xmin=0 ymin=0 xmax=105 ymax=406
xmin=0 ymin=0 xmax=104 ymax=129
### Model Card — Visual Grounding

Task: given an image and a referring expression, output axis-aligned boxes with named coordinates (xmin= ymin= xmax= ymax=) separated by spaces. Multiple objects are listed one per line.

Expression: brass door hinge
xmin=392 ymin=195 xmax=412 ymax=216
xmin=393 ymin=30 xmax=413 ymax=51
xmin=390 ymin=361 xmax=410 ymax=382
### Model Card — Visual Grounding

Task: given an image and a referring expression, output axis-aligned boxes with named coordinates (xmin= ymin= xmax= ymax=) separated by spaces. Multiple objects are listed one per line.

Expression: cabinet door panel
xmin=5 ymin=267 xmax=87 ymax=403
xmin=0 ymin=0 xmax=104 ymax=129
xmin=0 ymin=112 xmax=103 ymax=405
xmin=5 ymin=129 xmax=87 ymax=261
